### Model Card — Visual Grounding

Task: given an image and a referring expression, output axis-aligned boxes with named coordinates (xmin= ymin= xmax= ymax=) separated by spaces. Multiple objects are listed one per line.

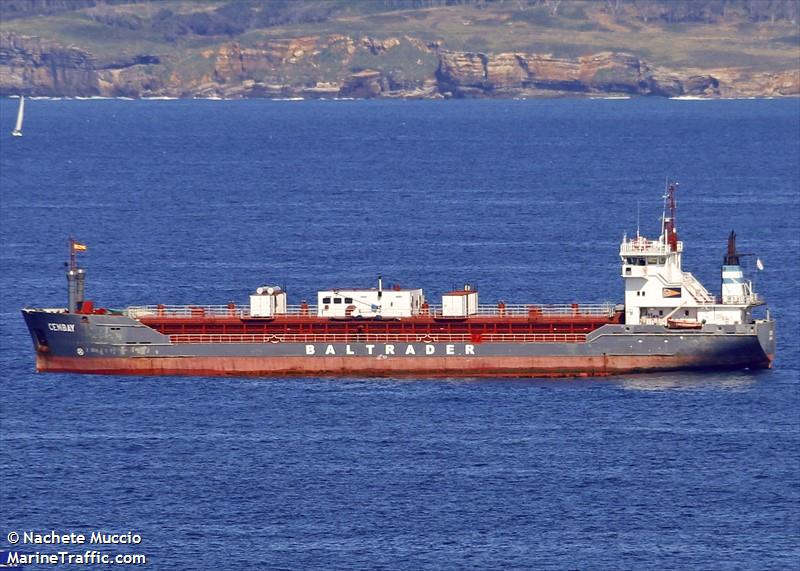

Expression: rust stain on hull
xmin=35 ymin=354 xmax=760 ymax=378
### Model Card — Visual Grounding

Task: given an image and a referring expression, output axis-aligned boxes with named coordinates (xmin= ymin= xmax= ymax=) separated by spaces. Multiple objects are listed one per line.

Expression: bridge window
xmin=322 ymin=297 xmax=331 ymax=304
xmin=333 ymin=298 xmax=342 ymax=304
xmin=344 ymin=297 xmax=353 ymax=304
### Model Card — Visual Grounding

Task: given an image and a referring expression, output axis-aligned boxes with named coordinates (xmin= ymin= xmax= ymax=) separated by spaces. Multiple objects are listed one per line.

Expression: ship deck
xmin=128 ymin=303 xmax=624 ymax=341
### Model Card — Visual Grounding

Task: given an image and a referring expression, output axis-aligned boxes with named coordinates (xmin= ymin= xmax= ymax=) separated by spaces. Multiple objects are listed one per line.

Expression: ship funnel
xmin=724 ymin=230 xmax=740 ymax=265
xmin=721 ymin=230 xmax=746 ymax=304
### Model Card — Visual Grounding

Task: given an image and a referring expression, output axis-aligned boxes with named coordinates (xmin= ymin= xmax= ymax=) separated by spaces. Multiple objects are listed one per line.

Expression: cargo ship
xmin=22 ymin=184 xmax=775 ymax=377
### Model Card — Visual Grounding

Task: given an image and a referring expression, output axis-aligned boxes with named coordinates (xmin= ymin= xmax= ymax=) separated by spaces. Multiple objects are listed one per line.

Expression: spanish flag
xmin=72 ymin=242 xmax=88 ymax=252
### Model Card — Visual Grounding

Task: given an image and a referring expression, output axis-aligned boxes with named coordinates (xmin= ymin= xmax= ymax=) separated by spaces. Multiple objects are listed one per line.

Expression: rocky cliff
xmin=435 ymin=50 xmax=722 ymax=97
xmin=1 ymin=32 xmax=797 ymax=99
xmin=0 ymin=33 xmax=98 ymax=96
xmin=0 ymin=32 xmax=167 ymax=97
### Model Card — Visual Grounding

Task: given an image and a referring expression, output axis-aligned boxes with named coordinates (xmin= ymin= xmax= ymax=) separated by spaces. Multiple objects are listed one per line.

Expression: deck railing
xmin=168 ymin=332 xmax=587 ymax=345
xmin=127 ymin=303 xmax=617 ymax=320
xmin=468 ymin=303 xmax=616 ymax=317
xmin=126 ymin=304 xmax=319 ymax=319
xmin=620 ymin=238 xmax=683 ymax=256
xmin=721 ymin=294 xmax=763 ymax=306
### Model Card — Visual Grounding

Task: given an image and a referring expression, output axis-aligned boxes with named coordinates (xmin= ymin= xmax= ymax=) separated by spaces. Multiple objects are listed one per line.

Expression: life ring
xmin=418 ymin=335 xmax=435 ymax=343
xmin=268 ymin=335 xmax=282 ymax=344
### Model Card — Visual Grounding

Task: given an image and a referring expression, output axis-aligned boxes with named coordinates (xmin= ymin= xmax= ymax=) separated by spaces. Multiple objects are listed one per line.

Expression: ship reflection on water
xmin=615 ymin=371 xmax=761 ymax=391
xmin=346 ymin=371 xmax=766 ymax=390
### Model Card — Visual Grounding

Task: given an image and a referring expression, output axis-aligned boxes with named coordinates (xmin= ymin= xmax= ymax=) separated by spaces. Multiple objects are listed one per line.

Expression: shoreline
xmin=4 ymin=94 xmax=798 ymax=102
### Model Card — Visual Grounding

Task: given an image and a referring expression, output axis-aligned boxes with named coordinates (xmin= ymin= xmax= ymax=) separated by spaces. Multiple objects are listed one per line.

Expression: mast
xmin=661 ymin=181 xmax=678 ymax=252
xmin=66 ymin=238 xmax=87 ymax=312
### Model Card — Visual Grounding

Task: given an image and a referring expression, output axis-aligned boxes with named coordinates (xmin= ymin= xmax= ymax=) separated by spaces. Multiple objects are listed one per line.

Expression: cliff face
xmin=205 ymin=34 xmax=438 ymax=99
xmin=0 ymin=33 xmax=98 ymax=96
xmin=0 ymin=32 xmax=166 ymax=97
xmin=0 ymin=32 xmax=796 ymax=99
xmin=713 ymin=69 xmax=800 ymax=98
xmin=436 ymin=51 xmax=721 ymax=97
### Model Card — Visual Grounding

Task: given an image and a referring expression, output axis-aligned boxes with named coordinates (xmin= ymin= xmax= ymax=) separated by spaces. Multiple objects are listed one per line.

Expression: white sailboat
xmin=11 ymin=95 xmax=24 ymax=137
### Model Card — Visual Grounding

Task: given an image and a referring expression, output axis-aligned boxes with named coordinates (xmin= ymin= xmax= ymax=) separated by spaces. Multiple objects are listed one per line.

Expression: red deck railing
xmin=128 ymin=303 xmax=617 ymax=319
xmin=168 ymin=333 xmax=587 ymax=345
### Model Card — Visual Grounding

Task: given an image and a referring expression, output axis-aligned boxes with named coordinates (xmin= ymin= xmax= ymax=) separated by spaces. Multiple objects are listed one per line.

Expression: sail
xmin=13 ymin=96 xmax=24 ymax=134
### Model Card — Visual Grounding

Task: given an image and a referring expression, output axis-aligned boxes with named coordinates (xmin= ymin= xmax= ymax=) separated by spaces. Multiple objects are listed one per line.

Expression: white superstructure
xmin=620 ymin=183 xmax=763 ymax=327
xmin=317 ymin=277 xmax=424 ymax=318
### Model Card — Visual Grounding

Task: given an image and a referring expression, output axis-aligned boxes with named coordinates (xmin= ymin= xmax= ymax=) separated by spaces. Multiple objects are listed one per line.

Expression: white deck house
xmin=317 ymin=287 xmax=425 ymax=318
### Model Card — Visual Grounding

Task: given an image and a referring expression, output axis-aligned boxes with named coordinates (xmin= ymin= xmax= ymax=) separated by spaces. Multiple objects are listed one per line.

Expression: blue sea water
xmin=0 ymin=98 xmax=798 ymax=570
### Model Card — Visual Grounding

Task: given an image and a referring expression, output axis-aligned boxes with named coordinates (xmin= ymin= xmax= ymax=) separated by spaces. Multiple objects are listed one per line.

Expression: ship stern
xmin=755 ymin=318 xmax=776 ymax=368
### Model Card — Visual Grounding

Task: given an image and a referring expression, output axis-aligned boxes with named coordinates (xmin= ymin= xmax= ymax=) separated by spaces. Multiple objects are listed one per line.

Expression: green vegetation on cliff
xmin=1 ymin=0 xmax=798 ymax=98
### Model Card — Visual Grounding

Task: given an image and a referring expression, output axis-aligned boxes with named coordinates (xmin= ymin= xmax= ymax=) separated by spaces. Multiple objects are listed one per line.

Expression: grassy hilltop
xmin=1 ymin=0 xmax=798 ymax=98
